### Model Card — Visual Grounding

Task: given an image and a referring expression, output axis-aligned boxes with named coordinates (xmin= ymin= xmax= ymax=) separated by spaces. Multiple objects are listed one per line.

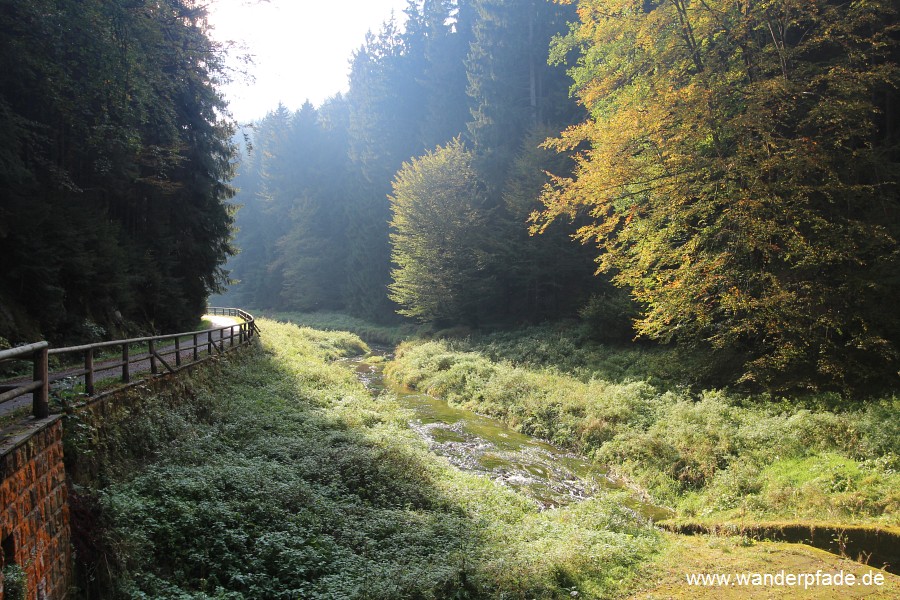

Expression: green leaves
xmin=389 ymin=139 xmax=500 ymax=324
xmin=538 ymin=0 xmax=900 ymax=392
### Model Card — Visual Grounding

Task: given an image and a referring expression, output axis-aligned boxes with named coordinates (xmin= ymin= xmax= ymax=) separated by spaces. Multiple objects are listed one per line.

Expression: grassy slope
xmin=382 ymin=331 xmax=900 ymax=596
xmin=83 ymin=319 xmax=662 ymax=599
xmin=385 ymin=337 xmax=899 ymax=529
xmin=263 ymin=310 xmax=417 ymax=346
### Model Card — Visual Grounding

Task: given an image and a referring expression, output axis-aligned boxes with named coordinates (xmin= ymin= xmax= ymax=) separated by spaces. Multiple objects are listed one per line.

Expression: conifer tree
xmin=418 ymin=0 xmax=475 ymax=149
xmin=466 ymin=0 xmax=578 ymax=194
xmin=499 ymin=126 xmax=602 ymax=322
xmin=344 ymin=16 xmax=430 ymax=320
xmin=0 ymin=0 xmax=236 ymax=340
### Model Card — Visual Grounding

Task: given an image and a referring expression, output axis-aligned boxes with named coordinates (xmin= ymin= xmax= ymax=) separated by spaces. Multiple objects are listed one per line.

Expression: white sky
xmin=207 ymin=0 xmax=410 ymax=122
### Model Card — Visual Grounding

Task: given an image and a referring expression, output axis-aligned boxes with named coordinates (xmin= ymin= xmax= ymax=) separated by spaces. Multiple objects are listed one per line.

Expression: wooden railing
xmin=0 ymin=307 xmax=258 ymax=419
xmin=0 ymin=342 xmax=51 ymax=418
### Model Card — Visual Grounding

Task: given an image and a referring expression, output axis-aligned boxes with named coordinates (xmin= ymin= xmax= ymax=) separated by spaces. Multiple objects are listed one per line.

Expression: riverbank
xmin=385 ymin=336 xmax=899 ymax=531
xmin=72 ymin=318 xmax=662 ymax=598
xmin=70 ymin=316 xmax=899 ymax=597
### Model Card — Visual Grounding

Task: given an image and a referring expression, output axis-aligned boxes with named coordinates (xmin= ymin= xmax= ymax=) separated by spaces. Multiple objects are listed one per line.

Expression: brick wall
xmin=0 ymin=417 xmax=71 ymax=600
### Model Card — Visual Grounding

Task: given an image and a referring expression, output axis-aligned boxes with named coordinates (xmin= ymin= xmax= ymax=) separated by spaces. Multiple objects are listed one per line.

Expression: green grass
xmin=631 ymin=532 xmax=900 ymax=598
xmin=264 ymin=310 xmax=417 ymax=346
xmin=439 ymin=323 xmax=722 ymax=390
xmin=72 ymin=318 xmax=661 ymax=599
xmin=385 ymin=338 xmax=900 ymax=527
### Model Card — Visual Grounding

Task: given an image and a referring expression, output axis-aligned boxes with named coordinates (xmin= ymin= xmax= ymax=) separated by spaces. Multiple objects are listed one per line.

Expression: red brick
xmin=0 ymin=421 xmax=71 ymax=600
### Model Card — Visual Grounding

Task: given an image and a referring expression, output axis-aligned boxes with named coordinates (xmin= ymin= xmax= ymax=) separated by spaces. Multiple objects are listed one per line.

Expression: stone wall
xmin=0 ymin=417 xmax=71 ymax=600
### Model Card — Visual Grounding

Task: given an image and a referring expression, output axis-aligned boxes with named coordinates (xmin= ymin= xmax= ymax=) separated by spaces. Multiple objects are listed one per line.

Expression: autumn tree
xmin=537 ymin=0 xmax=900 ymax=391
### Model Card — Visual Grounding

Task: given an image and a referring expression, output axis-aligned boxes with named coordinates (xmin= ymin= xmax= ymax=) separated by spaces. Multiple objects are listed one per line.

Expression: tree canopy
xmin=213 ymin=0 xmax=899 ymax=392
xmin=536 ymin=0 xmax=900 ymax=390
xmin=389 ymin=139 xmax=499 ymax=324
xmin=220 ymin=0 xmax=590 ymax=326
xmin=0 ymin=0 xmax=236 ymax=342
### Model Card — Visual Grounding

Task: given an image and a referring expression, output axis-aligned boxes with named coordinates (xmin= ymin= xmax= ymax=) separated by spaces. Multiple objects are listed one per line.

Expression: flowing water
xmin=341 ymin=351 xmax=672 ymax=520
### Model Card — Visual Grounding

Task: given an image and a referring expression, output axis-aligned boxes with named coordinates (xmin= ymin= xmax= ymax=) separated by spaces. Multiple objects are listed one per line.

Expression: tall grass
xmin=264 ymin=310 xmax=417 ymax=346
xmin=442 ymin=323 xmax=724 ymax=390
xmin=75 ymin=319 xmax=661 ymax=599
xmin=386 ymin=339 xmax=900 ymax=526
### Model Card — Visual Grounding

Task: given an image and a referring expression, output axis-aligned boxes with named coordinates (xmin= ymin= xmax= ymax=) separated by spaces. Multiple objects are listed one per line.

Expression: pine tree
xmin=466 ymin=0 xmax=578 ymax=194
xmin=499 ymin=126 xmax=602 ymax=322
xmin=0 ymin=0 xmax=236 ymax=341
xmin=344 ymin=16 xmax=430 ymax=320
xmin=273 ymin=101 xmax=351 ymax=310
xmin=418 ymin=0 xmax=474 ymax=149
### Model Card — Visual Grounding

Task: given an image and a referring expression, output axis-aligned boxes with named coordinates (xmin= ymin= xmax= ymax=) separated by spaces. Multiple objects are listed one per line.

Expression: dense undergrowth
xmin=71 ymin=318 xmax=661 ymax=599
xmin=385 ymin=331 xmax=900 ymax=527
xmin=447 ymin=325 xmax=721 ymax=391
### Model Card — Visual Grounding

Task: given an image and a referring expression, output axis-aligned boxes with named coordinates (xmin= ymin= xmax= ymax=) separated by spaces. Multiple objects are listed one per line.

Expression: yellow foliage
xmin=537 ymin=0 xmax=900 ymax=390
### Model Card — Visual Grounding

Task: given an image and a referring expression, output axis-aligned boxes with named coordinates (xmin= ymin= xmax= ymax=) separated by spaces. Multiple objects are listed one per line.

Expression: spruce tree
xmin=0 ymin=0 xmax=236 ymax=341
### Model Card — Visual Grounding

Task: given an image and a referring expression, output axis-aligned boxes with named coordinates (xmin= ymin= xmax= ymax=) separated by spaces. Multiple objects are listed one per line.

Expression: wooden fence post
xmin=33 ymin=345 xmax=49 ymax=418
xmin=85 ymin=348 xmax=94 ymax=395
xmin=193 ymin=334 xmax=199 ymax=361
xmin=175 ymin=337 xmax=182 ymax=367
xmin=122 ymin=343 xmax=130 ymax=383
xmin=149 ymin=339 xmax=157 ymax=375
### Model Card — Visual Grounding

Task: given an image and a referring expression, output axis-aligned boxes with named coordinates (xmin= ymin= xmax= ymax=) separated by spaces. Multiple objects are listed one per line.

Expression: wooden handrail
xmin=0 ymin=308 xmax=257 ymax=419
xmin=0 ymin=341 xmax=49 ymax=418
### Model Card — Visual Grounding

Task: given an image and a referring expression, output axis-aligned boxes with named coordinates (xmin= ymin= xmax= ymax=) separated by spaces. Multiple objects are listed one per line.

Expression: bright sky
xmin=207 ymin=0 xmax=410 ymax=123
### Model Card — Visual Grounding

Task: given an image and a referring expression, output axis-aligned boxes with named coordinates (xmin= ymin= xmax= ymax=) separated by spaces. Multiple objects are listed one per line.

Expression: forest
xmin=1 ymin=0 xmax=896 ymax=392
xmin=220 ymin=0 xmax=598 ymax=325
xmin=2 ymin=0 xmax=899 ymax=597
xmin=219 ymin=0 xmax=900 ymax=394
xmin=0 ymin=0 xmax=235 ymax=344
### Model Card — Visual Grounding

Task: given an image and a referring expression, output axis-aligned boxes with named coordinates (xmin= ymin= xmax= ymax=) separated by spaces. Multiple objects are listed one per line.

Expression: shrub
xmin=578 ymin=290 xmax=639 ymax=343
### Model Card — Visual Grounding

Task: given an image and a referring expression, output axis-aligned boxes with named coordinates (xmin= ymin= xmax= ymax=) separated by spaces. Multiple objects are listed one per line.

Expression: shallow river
xmin=341 ymin=352 xmax=671 ymax=520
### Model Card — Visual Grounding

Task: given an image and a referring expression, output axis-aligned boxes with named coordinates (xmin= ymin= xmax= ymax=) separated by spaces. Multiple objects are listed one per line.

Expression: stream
xmin=340 ymin=351 xmax=671 ymax=521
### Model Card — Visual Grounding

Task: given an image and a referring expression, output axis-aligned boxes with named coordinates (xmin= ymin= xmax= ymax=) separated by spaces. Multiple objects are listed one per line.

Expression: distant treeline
xmin=228 ymin=0 xmax=898 ymax=393
xmin=221 ymin=0 xmax=608 ymax=329
xmin=0 ymin=0 xmax=235 ymax=344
